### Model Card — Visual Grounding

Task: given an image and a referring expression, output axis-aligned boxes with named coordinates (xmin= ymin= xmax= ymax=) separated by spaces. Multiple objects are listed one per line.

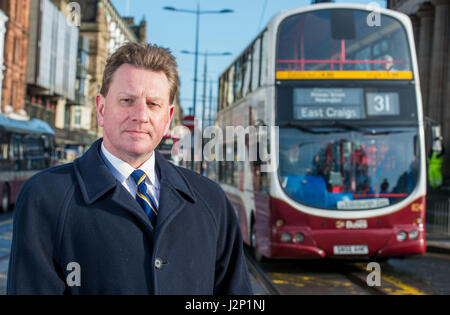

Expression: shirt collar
xmin=100 ymin=142 xmax=156 ymax=185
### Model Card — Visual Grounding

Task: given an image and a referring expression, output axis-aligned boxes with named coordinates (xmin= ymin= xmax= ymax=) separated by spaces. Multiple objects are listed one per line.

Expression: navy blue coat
xmin=7 ymin=139 xmax=252 ymax=295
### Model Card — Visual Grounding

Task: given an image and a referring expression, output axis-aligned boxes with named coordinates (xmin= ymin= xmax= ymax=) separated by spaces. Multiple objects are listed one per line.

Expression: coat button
xmin=154 ymin=258 xmax=163 ymax=270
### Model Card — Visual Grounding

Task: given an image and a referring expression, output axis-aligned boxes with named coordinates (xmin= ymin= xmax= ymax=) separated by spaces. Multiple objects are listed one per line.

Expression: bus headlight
xmin=397 ymin=231 xmax=408 ymax=242
xmin=293 ymin=233 xmax=305 ymax=244
xmin=281 ymin=232 xmax=292 ymax=243
xmin=409 ymin=230 xmax=419 ymax=240
xmin=414 ymin=217 xmax=423 ymax=226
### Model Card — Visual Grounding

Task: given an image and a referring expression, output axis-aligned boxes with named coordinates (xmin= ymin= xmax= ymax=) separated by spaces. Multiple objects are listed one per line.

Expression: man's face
xmin=96 ymin=64 xmax=174 ymax=167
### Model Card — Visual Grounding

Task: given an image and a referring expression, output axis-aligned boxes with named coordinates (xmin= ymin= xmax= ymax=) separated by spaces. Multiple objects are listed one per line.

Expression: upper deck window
xmin=277 ymin=9 xmax=412 ymax=73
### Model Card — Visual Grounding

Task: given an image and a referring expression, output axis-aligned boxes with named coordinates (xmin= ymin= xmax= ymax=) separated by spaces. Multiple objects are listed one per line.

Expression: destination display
xmin=366 ymin=92 xmax=400 ymax=116
xmin=293 ymin=88 xmax=364 ymax=120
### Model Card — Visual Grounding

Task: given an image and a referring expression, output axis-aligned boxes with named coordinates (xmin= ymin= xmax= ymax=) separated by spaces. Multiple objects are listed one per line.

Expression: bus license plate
xmin=333 ymin=245 xmax=369 ymax=255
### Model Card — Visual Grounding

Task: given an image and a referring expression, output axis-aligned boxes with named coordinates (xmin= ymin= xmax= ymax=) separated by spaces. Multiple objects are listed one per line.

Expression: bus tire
xmin=250 ymin=218 xmax=265 ymax=262
xmin=1 ymin=184 xmax=10 ymax=213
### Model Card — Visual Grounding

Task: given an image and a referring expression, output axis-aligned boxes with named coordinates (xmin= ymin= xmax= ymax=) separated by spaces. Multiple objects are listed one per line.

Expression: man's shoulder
xmin=23 ymin=163 xmax=75 ymax=194
xmin=171 ymin=164 xmax=222 ymax=191
xmin=168 ymin=163 xmax=226 ymax=201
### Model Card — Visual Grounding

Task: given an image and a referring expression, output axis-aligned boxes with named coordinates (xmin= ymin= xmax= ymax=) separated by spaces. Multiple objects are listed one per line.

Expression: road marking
xmin=354 ymin=263 xmax=427 ymax=295
xmin=381 ymin=275 xmax=426 ymax=295
xmin=269 ymin=272 xmax=353 ymax=289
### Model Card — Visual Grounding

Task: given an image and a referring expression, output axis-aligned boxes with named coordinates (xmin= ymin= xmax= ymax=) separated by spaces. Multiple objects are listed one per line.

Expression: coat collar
xmin=74 ymin=138 xmax=196 ymax=206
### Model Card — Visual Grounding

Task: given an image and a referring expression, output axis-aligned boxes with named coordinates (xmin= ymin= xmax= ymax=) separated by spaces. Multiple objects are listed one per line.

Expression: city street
xmin=253 ymin=251 xmax=450 ymax=295
xmin=1 ymin=211 xmax=450 ymax=295
xmin=0 ymin=212 xmax=12 ymax=295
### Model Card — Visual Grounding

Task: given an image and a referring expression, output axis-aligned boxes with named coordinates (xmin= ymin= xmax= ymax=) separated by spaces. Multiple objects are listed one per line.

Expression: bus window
xmin=226 ymin=65 xmax=235 ymax=106
xmin=11 ymin=135 xmax=23 ymax=171
xmin=219 ymin=76 xmax=225 ymax=110
xmin=0 ymin=133 xmax=10 ymax=172
xmin=242 ymin=51 xmax=252 ymax=97
xmin=260 ymin=30 xmax=268 ymax=86
xmin=251 ymin=37 xmax=261 ymax=91
xmin=234 ymin=59 xmax=243 ymax=101
xmin=279 ymin=127 xmax=418 ymax=210
xmin=0 ymin=137 xmax=8 ymax=160
xmin=277 ymin=9 xmax=412 ymax=73
xmin=156 ymin=136 xmax=179 ymax=161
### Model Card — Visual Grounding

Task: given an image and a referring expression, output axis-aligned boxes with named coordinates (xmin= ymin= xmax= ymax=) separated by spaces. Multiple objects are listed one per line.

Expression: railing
xmin=26 ymin=102 xmax=56 ymax=128
xmin=426 ymin=190 xmax=450 ymax=238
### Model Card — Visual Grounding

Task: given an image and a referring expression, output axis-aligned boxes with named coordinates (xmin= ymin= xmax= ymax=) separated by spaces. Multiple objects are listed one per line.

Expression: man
xmin=382 ymin=54 xmax=397 ymax=71
xmin=428 ymin=136 xmax=445 ymax=189
xmin=7 ymin=43 xmax=252 ymax=294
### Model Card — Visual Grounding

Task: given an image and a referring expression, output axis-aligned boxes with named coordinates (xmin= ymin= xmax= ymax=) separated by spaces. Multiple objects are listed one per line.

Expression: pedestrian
xmin=7 ymin=42 xmax=252 ymax=295
xmin=428 ymin=136 xmax=445 ymax=189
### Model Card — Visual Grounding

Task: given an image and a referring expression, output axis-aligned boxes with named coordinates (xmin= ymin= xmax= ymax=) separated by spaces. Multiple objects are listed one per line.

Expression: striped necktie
xmin=131 ymin=169 xmax=158 ymax=227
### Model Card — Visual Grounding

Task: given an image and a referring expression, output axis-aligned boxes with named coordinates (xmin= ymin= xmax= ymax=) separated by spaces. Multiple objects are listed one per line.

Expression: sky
xmin=110 ymin=0 xmax=387 ymax=120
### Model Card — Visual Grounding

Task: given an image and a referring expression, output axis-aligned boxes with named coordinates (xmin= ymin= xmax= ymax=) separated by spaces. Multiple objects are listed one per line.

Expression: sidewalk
xmin=426 ymin=185 xmax=450 ymax=255
xmin=426 ymin=239 xmax=450 ymax=255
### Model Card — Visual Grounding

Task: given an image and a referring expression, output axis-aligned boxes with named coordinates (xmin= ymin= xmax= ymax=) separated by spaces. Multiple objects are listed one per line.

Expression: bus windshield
xmin=279 ymin=126 xmax=419 ymax=210
xmin=277 ymin=9 xmax=412 ymax=74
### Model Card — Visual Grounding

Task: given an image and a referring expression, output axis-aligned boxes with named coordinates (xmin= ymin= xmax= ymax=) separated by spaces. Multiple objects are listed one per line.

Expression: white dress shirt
xmin=100 ymin=142 xmax=160 ymax=207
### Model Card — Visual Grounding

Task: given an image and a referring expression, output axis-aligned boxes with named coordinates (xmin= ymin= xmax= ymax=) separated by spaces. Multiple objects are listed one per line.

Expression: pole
xmin=208 ymin=80 xmax=213 ymax=126
xmin=191 ymin=2 xmax=200 ymax=170
xmin=201 ymin=53 xmax=207 ymax=130
xmin=193 ymin=2 xmax=200 ymax=120
xmin=200 ymin=53 xmax=208 ymax=175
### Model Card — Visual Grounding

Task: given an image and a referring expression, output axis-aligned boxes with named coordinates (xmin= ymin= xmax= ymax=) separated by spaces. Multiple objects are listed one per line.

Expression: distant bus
xmin=156 ymin=135 xmax=179 ymax=162
xmin=0 ymin=114 xmax=55 ymax=212
xmin=212 ymin=3 xmax=426 ymax=260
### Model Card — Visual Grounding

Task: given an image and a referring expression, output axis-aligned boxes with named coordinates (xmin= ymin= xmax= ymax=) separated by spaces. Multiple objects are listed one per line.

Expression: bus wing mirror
xmin=331 ymin=10 xmax=356 ymax=40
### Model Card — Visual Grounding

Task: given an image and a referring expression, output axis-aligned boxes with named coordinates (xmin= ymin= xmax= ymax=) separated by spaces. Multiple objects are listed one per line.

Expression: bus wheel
xmin=250 ymin=220 xmax=264 ymax=262
xmin=1 ymin=184 xmax=10 ymax=213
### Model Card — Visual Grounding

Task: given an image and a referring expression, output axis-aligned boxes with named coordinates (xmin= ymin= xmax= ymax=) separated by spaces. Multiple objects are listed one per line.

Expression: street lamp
xmin=163 ymin=4 xmax=233 ymax=123
xmin=181 ymin=50 xmax=231 ymax=174
xmin=180 ymin=50 xmax=231 ymax=129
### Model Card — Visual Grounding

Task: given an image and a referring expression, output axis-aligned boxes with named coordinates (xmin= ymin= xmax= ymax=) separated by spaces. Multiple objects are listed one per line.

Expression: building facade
xmin=0 ymin=0 xmax=30 ymax=120
xmin=27 ymin=0 xmax=79 ymax=150
xmin=77 ymin=0 xmax=144 ymax=137
xmin=388 ymin=0 xmax=450 ymax=182
xmin=0 ymin=7 xmax=7 ymax=109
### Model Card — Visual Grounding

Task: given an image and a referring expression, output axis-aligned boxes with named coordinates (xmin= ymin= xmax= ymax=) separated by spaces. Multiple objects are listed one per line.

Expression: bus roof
xmin=219 ymin=3 xmax=411 ymax=79
xmin=0 ymin=114 xmax=55 ymax=135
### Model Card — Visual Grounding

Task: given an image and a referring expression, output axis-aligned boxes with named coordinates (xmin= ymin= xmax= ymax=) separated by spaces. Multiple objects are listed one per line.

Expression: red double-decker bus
xmin=0 ymin=114 xmax=55 ymax=212
xmin=212 ymin=3 xmax=426 ymax=260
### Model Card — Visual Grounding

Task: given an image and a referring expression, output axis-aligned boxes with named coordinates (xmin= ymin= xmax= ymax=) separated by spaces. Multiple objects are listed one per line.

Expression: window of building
xmin=13 ymin=37 xmax=20 ymax=63
xmin=74 ymin=108 xmax=81 ymax=126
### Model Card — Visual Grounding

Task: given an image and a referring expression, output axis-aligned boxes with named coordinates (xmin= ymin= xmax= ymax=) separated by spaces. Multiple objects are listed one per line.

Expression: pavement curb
xmin=426 ymin=245 xmax=450 ymax=255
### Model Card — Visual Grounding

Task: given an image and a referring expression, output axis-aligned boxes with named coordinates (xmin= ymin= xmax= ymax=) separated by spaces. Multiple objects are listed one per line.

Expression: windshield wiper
xmin=330 ymin=121 xmax=368 ymax=132
xmin=278 ymin=122 xmax=323 ymax=134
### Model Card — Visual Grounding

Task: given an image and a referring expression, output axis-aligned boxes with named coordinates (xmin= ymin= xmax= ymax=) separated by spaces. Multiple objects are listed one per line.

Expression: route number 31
xmin=366 ymin=93 xmax=399 ymax=116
